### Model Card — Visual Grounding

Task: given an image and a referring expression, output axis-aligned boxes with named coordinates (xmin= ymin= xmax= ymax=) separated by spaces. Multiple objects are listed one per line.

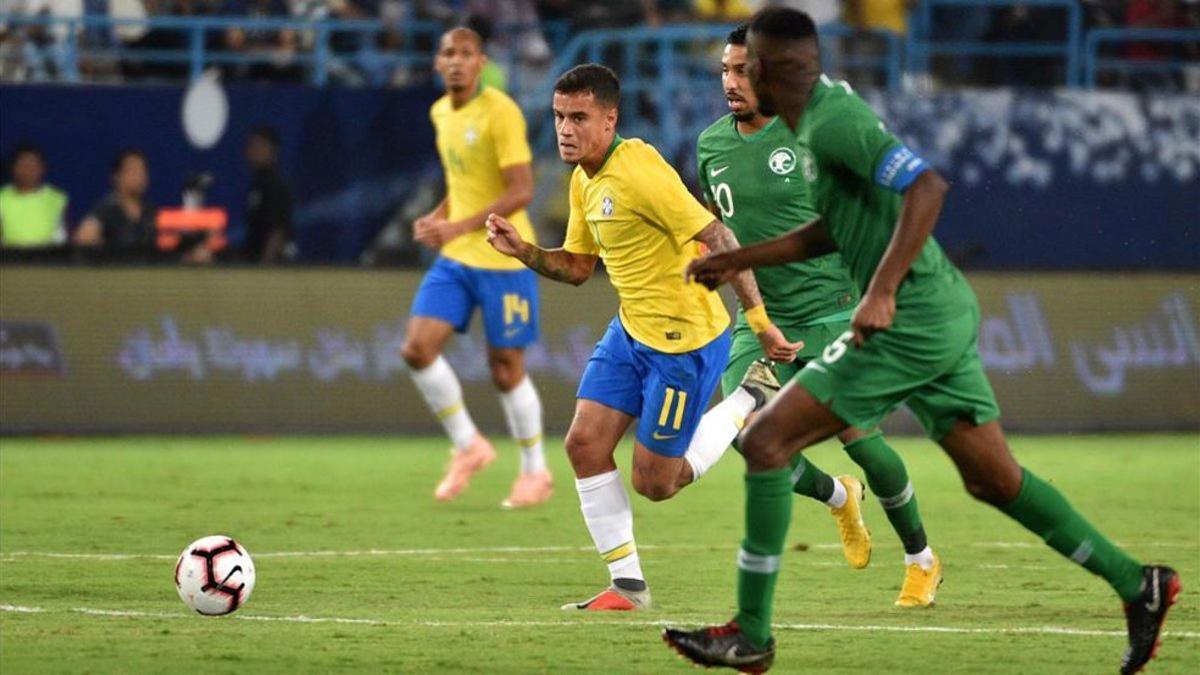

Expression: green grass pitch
xmin=1 ymin=434 xmax=1197 ymax=673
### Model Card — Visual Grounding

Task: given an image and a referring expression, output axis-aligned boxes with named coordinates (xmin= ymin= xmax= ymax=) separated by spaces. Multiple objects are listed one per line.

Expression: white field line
xmin=0 ymin=539 xmax=1191 ymax=563
xmin=2 ymin=604 xmax=1198 ymax=640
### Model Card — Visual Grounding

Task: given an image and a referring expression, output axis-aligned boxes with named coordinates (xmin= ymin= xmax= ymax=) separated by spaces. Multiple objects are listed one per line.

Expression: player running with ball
xmin=698 ymin=23 xmax=940 ymax=605
xmin=488 ymin=64 xmax=798 ymax=611
xmin=664 ymin=8 xmax=1180 ymax=674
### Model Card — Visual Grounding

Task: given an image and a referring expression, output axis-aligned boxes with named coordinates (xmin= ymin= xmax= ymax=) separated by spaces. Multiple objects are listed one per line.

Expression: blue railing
xmin=520 ymin=22 xmax=899 ymax=157
xmin=908 ymin=0 xmax=1081 ymax=86
xmin=0 ymin=14 xmax=568 ymax=88
xmin=2 ymin=10 xmax=1198 ymax=94
xmin=1084 ymin=28 xmax=1200 ymax=88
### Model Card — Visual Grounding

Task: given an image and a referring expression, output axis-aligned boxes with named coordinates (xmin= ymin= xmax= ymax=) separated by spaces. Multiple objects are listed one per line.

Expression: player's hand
xmin=414 ymin=217 xmax=458 ymax=249
xmin=851 ymin=290 xmax=896 ymax=346
xmin=757 ymin=324 xmax=804 ymax=363
xmin=686 ymin=253 xmax=739 ymax=290
xmin=486 ymin=213 xmax=525 ymax=257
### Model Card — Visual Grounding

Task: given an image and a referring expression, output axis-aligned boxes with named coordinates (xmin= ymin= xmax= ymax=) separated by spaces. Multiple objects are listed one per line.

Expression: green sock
xmin=843 ymin=432 xmax=928 ymax=554
xmin=735 ymin=468 xmax=793 ymax=647
xmin=788 ymin=453 xmax=835 ymax=503
xmin=1001 ymin=468 xmax=1144 ymax=601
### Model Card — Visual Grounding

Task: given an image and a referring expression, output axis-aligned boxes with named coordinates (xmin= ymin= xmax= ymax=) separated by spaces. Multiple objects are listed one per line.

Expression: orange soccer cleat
xmin=501 ymin=470 xmax=553 ymax=509
xmin=433 ymin=435 xmax=496 ymax=502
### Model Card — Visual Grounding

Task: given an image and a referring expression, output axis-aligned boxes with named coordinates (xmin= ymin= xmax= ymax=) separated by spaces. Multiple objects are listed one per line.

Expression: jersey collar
xmin=734 ymin=115 xmax=779 ymax=142
xmin=596 ymin=134 xmax=624 ymax=173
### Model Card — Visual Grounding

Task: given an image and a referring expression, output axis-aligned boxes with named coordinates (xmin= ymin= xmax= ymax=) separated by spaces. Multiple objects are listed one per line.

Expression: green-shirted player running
xmin=666 ymin=8 xmax=1179 ymax=674
xmin=695 ymin=24 xmax=939 ymax=607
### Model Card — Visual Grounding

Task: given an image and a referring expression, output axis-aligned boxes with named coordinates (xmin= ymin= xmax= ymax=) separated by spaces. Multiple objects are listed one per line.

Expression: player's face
xmin=553 ymin=91 xmax=617 ymax=165
xmin=434 ymin=32 xmax=485 ymax=93
xmin=747 ymin=31 xmax=821 ymax=120
xmin=721 ymin=44 xmax=758 ymax=122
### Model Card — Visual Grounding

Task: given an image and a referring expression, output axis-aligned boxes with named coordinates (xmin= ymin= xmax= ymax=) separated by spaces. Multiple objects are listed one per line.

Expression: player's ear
xmin=605 ymin=105 xmax=618 ymax=130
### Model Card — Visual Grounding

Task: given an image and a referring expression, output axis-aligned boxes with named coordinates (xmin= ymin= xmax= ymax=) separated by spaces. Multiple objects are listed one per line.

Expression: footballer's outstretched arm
xmin=486 ymin=213 xmax=597 ymax=286
xmin=686 ymin=218 xmax=836 ymax=289
xmin=693 ymin=220 xmax=803 ymax=362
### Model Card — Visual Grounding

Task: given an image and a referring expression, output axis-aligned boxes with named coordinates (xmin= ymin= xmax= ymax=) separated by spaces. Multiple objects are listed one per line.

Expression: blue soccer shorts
xmin=410 ymin=256 xmax=540 ymax=349
xmin=577 ymin=315 xmax=731 ymax=457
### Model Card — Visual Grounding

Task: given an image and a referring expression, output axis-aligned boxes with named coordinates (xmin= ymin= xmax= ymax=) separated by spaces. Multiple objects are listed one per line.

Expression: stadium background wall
xmin=2 ymin=267 xmax=1197 ymax=435
xmin=0 ymin=85 xmax=1197 ymax=268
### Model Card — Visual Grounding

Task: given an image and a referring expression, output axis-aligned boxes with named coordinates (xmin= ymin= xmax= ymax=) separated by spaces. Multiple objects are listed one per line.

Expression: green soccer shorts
xmin=793 ymin=305 xmax=1001 ymax=440
xmin=720 ymin=319 xmax=851 ymax=397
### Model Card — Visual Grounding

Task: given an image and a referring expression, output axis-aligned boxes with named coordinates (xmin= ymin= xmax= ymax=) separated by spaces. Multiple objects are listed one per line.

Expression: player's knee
xmin=564 ymin=429 xmax=606 ymax=474
xmin=401 ymin=338 xmax=437 ymax=370
xmin=739 ymin=424 xmax=789 ymax=471
xmin=631 ymin=472 xmax=677 ymax=502
xmin=487 ymin=354 xmax=524 ymax=391
xmin=962 ymin=474 xmax=1012 ymax=507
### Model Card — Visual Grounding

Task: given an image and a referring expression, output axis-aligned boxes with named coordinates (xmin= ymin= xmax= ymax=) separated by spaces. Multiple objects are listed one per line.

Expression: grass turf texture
xmin=1 ymin=435 xmax=1197 ymax=674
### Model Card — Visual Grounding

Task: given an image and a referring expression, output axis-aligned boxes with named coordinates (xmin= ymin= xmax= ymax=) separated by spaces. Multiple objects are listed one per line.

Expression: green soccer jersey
xmin=696 ymin=114 xmax=858 ymax=327
xmin=794 ymin=75 xmax=977 ymax=325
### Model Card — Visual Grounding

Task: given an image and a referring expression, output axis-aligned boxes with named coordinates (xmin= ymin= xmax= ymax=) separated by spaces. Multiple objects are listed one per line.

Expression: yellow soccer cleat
xmin=895 ymin=552 xmax=943 ymax=607
xmin=829 ymin=475 xmax=872 ymax=569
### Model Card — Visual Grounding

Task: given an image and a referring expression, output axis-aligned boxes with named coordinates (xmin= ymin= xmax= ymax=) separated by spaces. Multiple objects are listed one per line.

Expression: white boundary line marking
xmin=2 ymin=604 xmax=1197 ymax=640
xmin=0 ymin=540 xmax=1191 ymax=562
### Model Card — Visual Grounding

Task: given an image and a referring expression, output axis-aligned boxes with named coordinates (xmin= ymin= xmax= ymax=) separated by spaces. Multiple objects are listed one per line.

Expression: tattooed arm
xmin=486 ymin=213 xmax=597 ymax=286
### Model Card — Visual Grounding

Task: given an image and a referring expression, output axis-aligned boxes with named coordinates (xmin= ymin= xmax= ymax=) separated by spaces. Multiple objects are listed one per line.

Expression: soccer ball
xmin=174 ymin=535 xmax=256 ymax=615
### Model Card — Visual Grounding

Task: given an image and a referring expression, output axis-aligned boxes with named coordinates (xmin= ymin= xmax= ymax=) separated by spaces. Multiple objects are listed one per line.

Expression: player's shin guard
xmin=735 ymin=468 xmax=794 ymax=648
xmin=684 ymin=388 xmax=756 ymax=482
xmin=843 ymin=431 xmax=929 ymax=555
xmin=411 ymin=355 xmax=478 ymax=450
xmin=499 ymin=376 xmax=546 ymax=474
xmin=1001 ymin=467 xmax=1144 ymax=601
xmin=576 ymin=470 xmax=645 ymax=583
xmin=788 ymin=454 xmax=837 ymax=503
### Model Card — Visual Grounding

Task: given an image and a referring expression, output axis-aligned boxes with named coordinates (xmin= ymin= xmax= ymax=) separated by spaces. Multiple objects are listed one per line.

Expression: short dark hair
xmin=727 ymin=23 xmax=749 ymax=46
xmin=749 ymin=7 xmax=818 ymax=41
xmin=554 ymin=63 xmax=621 ymax=108
xmin=248 ymin=126 xmax=281 ymax=149
xmin=7 ymin=143 xmax=43 ymax=172
xmin=111 ymin=149 xmax=146 ymax=174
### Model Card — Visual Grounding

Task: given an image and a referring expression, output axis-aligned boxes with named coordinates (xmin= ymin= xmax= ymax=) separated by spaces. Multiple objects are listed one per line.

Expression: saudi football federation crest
xmin=768 ymin=147 xmax=797 ymax=175
xmin=601 ymin=195 xmax=614 ymax=216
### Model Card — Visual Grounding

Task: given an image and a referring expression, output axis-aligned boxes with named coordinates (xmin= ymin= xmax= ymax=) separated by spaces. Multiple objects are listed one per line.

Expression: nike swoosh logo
xmin=1145 ymin=568 xmax=1161 ymax=613
xmin=722 ymin=646 xmax=759 ymax=665
xmin=504 ymin=327 xmax=523 ymax=338
xmin=651 ymin=431 xmax=678 ymax=441
xmin=710 ymin=166 xmax=730 ymax=177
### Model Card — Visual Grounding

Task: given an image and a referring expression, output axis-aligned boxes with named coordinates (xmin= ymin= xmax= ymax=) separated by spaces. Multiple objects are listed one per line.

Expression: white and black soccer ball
xmin=175 ymin=535 xmax=256 ymax=615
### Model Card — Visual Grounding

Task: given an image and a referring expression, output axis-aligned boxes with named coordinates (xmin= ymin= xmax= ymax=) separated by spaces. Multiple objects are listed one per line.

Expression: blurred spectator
xmin=0 ymin=0 xmax=83 ymax=81
xmin=1123 ymin=0 xmax=1200 ymax=90
xmin=0 ymin=144 xmax=68 ymax=250
xmin=74 ymin=150 xmax=160 ymax=262
xmin=121 ymin=0 xmax=223 ymax=80
xmin=242 ymin=127 xmax=293 ymax=263
xmin=843 ymin=0 xmax=913 ymax=86
xmin=693 ymin=0 xmax=755 ymax=21
xmin=222 ymin=0 xmax=301 ymax=81
xmin=982 ymin=2 xmax=1069 ymax=87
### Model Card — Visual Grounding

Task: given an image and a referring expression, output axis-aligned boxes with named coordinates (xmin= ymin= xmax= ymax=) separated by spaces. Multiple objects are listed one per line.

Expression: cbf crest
xmin=601 ymin=195 xmax=614 ymax=217
xmin=768 ymin=147 xmax=797 ymax=175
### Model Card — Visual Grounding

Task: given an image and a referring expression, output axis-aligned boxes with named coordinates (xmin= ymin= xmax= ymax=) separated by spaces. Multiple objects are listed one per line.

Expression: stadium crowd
xmin=1 ymin=1 xmax=1197 ymax=86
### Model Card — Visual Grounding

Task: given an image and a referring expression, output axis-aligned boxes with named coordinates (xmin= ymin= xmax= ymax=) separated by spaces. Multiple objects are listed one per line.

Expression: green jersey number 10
xmin=709 ymin=182 xmax=734 ymax=219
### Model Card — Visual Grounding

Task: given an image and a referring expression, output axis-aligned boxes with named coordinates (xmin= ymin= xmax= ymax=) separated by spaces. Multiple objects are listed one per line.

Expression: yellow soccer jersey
xmin=431 ymin=86 xmax=536 ymax=270
xmin=563 ymin=138 xmax=729 ymax=354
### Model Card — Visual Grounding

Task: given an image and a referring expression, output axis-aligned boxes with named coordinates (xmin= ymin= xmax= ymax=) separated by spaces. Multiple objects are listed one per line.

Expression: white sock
xmin=410 ymin=356 xmax=477 ymax=451
xmin=499 ymin=376 xmax=546 ymax=474
xmin=684 ymin=388 xmax=757 ymax=482
xmin=826 ymin=476 xmax=848 ymax=508
xmin=576 ymin=470 xmax=643 ymax=582
xmin=905 ymin=546 xmax=936 ymax=570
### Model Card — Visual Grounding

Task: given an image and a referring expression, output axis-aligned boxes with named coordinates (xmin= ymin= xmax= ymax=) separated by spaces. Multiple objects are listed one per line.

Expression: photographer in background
xmin=74 ymin=149 xmax=160 ymax=263
xmin=242 ymin=127 xmax=292 ymax=263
